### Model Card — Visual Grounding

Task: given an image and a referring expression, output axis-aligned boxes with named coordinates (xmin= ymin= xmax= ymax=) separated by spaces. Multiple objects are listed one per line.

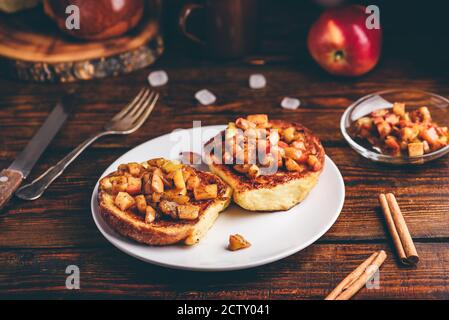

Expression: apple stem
xmin=334 ymin=50 xmax=345 ymax=62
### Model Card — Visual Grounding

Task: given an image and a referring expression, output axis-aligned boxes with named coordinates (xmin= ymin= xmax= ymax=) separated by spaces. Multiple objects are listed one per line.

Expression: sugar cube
xmin=148 ymin=70 xmax=168 ymax=87
xmin=195 ymin=89 xmax=217 ymax=105
xmin=281 ymin=97 xmax=301 ymax=110
xmin=249 ymin=74 xmax=267 ymax=89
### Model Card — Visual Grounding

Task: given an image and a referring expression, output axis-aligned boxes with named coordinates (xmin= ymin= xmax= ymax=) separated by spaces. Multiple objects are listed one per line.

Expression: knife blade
xmin=0 ymin=98 xmax=71 ymax=209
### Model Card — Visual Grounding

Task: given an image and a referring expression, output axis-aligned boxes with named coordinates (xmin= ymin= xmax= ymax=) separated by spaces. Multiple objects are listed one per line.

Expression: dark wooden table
xmin=1 ymin=1 xmax=449 ymax=299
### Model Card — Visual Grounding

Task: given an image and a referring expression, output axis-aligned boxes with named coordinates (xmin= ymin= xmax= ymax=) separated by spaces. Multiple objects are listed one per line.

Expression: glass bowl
xmin=341 ymin=89 xmax=449 ymax=165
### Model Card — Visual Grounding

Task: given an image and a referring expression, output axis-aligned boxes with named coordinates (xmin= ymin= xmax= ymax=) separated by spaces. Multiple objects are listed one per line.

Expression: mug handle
xmin=179 ymin=3 xmax=206 ymax=45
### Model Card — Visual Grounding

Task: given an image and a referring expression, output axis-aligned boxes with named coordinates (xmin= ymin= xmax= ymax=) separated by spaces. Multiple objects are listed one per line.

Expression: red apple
xmin=307 ymin=5 xmax=382 ymax=77
xmin=44 ymin=0 xmax=145 ymax=40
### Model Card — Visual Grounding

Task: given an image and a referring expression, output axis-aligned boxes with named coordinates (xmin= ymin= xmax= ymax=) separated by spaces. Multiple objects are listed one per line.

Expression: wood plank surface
xmin=0 ymin=146 xmax=448 ymax=248
xmin=1 ymin=243 xmax=449 ymax=299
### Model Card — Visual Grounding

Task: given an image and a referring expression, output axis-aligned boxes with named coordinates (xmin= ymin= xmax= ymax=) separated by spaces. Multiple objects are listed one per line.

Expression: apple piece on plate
xmin=126 ymin=176 xmax=142 ymax=195
xmin=228 ymin=234 xmax=251 ymax=251
xmin=193 ymin=184 xmax=218 ymax=201
xmin=44 ymin=0 xmax=145 ymax=40
xmin=177 ymin=205 xmax=200 ymax=221
xmin=307 ymin=5 xmax=382 ymax=76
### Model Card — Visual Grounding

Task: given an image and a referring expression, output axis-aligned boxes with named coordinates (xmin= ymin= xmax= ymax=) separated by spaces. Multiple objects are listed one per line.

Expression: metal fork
xmin=16 ymin=88 xmax=159 ymax=201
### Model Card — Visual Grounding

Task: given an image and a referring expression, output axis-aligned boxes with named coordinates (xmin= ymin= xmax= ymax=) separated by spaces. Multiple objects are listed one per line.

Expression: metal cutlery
xmin=0 ymin=97 xmax=72 ymax=210
xmin=15 ymin=88 xmax=159 ymax=201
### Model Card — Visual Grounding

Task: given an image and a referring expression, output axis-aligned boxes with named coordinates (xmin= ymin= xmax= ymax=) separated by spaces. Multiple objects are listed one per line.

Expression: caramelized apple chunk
xmin=354 ymin=103 xmax=449 ymax=157
xmin=228 ymin=234 xmax=251 ymax=251
xmin=127 ymin=162 xmax=143 ymax=177
xmin=307 ymin=155 xmax=322 ymax=171
xmin=408 ymin=142 xmax=424 ymax=157
xmin=100 ymin=177 xmax=112 ymax=192
xmin=145 ymin=206 xmax=156 ymax=224
xmin=162 ymin=160 xmax=183 ymax=174
xmin=152 ymin=192 xmax=162 ymax=203
xmin=285 ymin=158 xmax=300 ymax=172
xmin=247 ymin=114 xmax=268 ymax=126
xmin=173 ymin=169 xmax=186 ymax=191
xmin=186 ymin=175 xmax=200 ymax=191
xmin=111 ymin=176 xmax=128 ymax=194
xmin=177 ymin=205 xmax=200 ymax=220
xmin=135 ymin=195 xmax=147 ymax=214
xmin=376 ymin=121 xmax=392 ymax=138
xmin=126 ymin=176 xmax=142 ymax=195
xmin=392 ymin=102 xmax=405 ymax=116
xmin=194 ymin=184 xmax=218 ymax=200
xmin=151 ymin=171 xmax=164 ymax=193
xmin=235 ymin=118 xmax=256 ymax=130
xmin=159 ymin=200 xmax=178 ymax=219
xmin=101 ymin=158 xmax=229 ymax=226
xmin=115 ymin=192 xmax=135 ymax=211
xmin=218 ymin=114 xmax=324 ymax=177
xmin=247 ymin=165 xmax=260 ymax=179
xmin=283 ymin=127 xmax=296 ymax=143
xmin=420 ymin=127 xmax=439 ymax=146
xmin=284 ymin=147 xmax=306 ymax=163
xmin=385 ymin=136 xmax=400 ymax=155
xmin=233 ymin=164 xmax=249 ymax=174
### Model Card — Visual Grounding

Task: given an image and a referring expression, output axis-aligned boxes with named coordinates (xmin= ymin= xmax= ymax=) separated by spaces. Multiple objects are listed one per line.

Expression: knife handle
xmin=0 ymin=169 xmax=24 ymax=210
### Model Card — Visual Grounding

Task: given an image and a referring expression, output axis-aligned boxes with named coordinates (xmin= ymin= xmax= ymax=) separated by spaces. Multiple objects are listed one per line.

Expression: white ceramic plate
xmin=91 ymin=125 xmax=345 ymax=271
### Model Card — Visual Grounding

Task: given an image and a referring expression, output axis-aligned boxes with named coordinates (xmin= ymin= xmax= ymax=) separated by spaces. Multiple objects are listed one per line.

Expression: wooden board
xmin=1 ymin=0 xmax=449 ymax=300
xmin=0 ymin=3 xmax=164 ymax=82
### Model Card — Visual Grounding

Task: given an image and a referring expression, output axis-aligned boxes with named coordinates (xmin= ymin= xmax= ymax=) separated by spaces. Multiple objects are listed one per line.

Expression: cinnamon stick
xmin=325 ymin=250 xmax=387 ymax=300
xmin=378 ymin=194 xmax=407 ymax=261
xmin=378 ymin=193 xmax=419 ymax=265
xmin=325 ymin=251 xmax=378 ymax=300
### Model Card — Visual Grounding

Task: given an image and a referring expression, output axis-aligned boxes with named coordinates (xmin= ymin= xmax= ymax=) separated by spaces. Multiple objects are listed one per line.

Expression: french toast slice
xmin=98 ymin=158 xmax=232 ymax=246
xmin=206 ymin=115 xmax=325 ymax=211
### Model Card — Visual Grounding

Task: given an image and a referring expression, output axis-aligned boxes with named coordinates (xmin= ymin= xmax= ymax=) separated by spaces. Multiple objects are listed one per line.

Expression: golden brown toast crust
xmin=208 ymin=162 xmax=320 ymax=191
xmin=98 ymin=165 xmax=232 ymax=246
